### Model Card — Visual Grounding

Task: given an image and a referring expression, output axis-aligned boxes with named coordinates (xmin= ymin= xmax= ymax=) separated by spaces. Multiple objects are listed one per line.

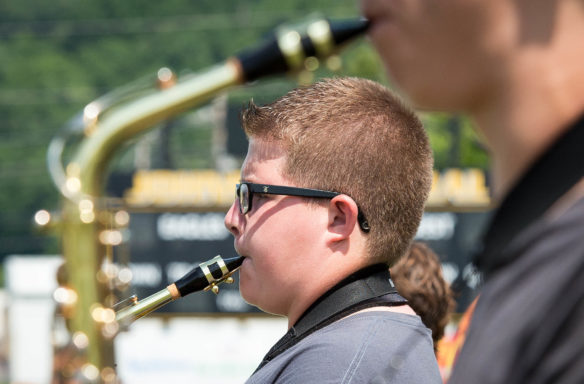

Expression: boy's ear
xmin=326 ymin=195 xmax=360 ymax=243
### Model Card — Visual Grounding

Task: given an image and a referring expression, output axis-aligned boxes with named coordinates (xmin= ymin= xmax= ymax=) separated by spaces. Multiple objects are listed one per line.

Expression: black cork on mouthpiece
xmin=173 ymin=255 xmax=244 ymax=297
xmin=236 ymin=18 xmax=370 ymax=82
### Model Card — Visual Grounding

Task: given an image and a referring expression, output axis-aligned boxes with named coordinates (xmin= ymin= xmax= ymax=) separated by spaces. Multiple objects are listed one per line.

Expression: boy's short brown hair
xmin=240 ymin=77 xmax=433 ymax=265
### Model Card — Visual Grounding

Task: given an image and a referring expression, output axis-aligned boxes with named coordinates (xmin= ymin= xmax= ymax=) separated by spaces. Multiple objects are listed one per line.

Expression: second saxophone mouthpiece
xmin=236 ymin=18 xmax=370 ymax=82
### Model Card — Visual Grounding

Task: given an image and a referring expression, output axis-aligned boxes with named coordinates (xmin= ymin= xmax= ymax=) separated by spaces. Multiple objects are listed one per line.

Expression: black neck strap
xmin=253 ymin=264 xmax=407 ymax=373
xmin=475 ymin=114 xmax=584 ymax=277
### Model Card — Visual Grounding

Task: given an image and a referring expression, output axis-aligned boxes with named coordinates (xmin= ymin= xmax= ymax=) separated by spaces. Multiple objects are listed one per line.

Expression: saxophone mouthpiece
xmin=236 ymin=18 xmax=370 ymax=82
xmin=115 ymin=255 xmax=244 ymax=324
xmin=173 ymin=255 xmax=244 ymax=297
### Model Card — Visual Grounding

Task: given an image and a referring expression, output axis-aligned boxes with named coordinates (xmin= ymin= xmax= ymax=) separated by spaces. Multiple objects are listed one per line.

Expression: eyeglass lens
xmin=238 ymin=183 xmax=250 ymax=214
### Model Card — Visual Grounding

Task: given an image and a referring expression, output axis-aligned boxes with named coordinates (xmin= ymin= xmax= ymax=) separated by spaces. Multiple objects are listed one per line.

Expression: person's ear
xmin=326 ymin=195 xmax=360 ymax=244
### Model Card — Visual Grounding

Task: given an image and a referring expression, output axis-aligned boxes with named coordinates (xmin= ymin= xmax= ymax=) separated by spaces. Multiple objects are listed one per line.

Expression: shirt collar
xmin=253 ymin=264 xmax=406 ymax=373
xmin=474 ymin=113 xmax=584 ymax=277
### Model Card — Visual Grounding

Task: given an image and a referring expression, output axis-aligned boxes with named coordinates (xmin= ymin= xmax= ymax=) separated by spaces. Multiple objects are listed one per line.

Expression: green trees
xmin=0 ymin=0 xmax=488 ymax=260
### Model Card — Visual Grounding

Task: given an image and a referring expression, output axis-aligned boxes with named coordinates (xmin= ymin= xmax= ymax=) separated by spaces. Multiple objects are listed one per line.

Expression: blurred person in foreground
xmin=224 ymin=77 xmax=441 ymax=383
xmin=360 ymin=0 xmax=584 ymax=383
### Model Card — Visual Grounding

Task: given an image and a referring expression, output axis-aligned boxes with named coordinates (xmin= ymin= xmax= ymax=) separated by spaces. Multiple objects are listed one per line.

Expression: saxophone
xmin=45 ymin=17 xmax=369 ymax=382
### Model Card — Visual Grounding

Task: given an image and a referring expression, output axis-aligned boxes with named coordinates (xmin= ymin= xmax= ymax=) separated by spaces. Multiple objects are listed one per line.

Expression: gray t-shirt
xmin=246 ymin=311 xmax=441 ymax=384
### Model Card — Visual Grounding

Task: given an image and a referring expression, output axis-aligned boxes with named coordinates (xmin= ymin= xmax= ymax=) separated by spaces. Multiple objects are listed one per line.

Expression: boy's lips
xmin=233 ymin=244 xmax=249 ymax=260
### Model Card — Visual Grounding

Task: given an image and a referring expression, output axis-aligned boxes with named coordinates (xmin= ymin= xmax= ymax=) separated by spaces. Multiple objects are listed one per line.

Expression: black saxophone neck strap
xmin=253 ymin=264 xmax=407 ymax=373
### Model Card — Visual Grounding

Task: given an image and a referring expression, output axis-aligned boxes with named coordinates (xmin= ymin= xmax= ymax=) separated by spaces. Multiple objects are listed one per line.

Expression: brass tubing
xmin=61 ymin=61 xmax=243 ymax=369
xmin=115 ymin=287 xmax=175 ymax=324
xmin=71 ymin=60 xmax=243 ymax=197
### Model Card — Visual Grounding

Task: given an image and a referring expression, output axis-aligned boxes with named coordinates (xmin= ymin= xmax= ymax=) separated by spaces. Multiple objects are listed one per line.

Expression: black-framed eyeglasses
xmin=235 ymin=182 xmax=370 ymax=233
